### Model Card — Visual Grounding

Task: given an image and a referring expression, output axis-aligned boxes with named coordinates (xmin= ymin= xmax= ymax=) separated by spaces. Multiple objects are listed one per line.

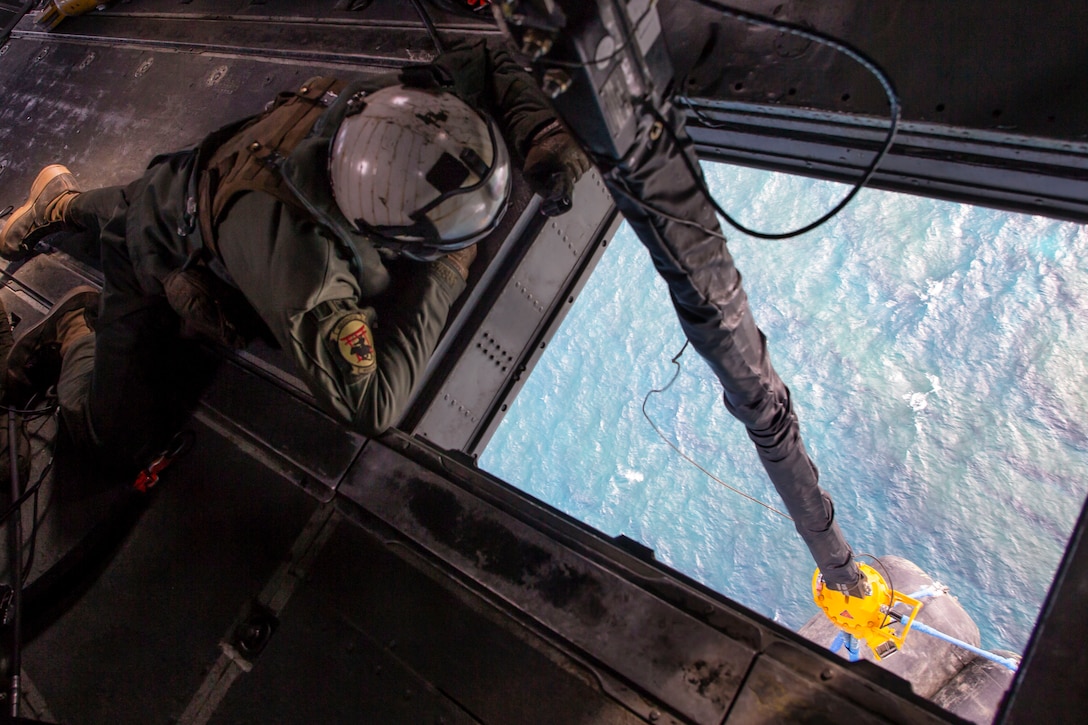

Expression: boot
xmin=0 ymin=164 xmax=81 ymax=261
xmin=39 ymin=0 xmax=102 ymax=30
xmin=5 ymin=286 xmax=99 ymax=406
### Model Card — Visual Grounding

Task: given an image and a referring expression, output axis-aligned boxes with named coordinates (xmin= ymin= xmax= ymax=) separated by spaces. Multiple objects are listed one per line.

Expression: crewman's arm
xmin=429 ymin=39 xmax=557 ymax=158
xmin=288 ymin=262 xmax=465 ymax=437
xmin=430 ymin=39 xmax=591 ymax=215
xmin=215 ymin=192 xmax=465 ymax=436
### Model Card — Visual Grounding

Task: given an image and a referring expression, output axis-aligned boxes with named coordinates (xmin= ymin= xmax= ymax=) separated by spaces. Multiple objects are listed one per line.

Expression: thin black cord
xmin=26 ymin=411 xmax=54 ymax=437
xmin=860 ymin=553 xmax=894 ymax=597
xmin=859 ymin=552 xmax=894 ymax=629
xmin=21 ymin=488 xmax=40 ymax=587
xmin=408 ymin=0 xmax=446 ymax=54
xmin=19 ymin=408 xmax=57 ymax=583
xmin=1 ymin=387 xmax=61 ymax=420
xmin=682 ymin=102 xmax=731 ymax=130
xmin=641 ymin=341 xmax=793 ymax=520
xmin=0 ymin=462 xmax=40 ymax=529
xmin=0 ymin=410 xmax=55 ymax=527
xmin=676 ymin=0 xmax=901 ymax=239
xmin=608 ymin=174 xmax=730 ymax=242
xmin=20 ymin=486 xmax=47 ymax=587
xmin=685 ymin=0 xmax=900 ymax=112
xmin=7 ymin=409 xmax=22 ymax=716
xmin=0 ymin=403 xmax=57 ymax=419
xmin=19 ymin=453 xmax=53 ymax=586
xmin=526 ymin=0 xmax=897 ymax=241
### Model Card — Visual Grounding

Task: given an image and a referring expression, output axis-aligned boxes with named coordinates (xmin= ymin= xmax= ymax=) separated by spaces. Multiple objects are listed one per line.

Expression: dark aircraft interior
xmin=0 ymin=1 xmax=1085 ymax=723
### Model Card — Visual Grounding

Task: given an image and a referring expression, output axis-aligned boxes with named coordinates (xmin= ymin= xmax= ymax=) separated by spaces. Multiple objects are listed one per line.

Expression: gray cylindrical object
xmin=799 ymin=555 xmax=980 ymax=698
xmin=932 ymin=651 xmax=1020 ymax=725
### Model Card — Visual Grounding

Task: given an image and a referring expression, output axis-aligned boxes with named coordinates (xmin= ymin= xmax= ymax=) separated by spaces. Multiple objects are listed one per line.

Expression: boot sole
xmin=0 ymin=164 xmax=76 ymax=253
xmin=7 ymin=285 xmax=100 ymax=387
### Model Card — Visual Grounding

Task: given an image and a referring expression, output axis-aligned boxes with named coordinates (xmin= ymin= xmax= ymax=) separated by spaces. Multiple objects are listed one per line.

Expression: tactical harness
xmin=166 ymin=69 xmax=488 ymax=347
xmin=163 ymin=77 xmax=348 ymax=348
xmin=197 ymin=76 xmax=348 ymax=254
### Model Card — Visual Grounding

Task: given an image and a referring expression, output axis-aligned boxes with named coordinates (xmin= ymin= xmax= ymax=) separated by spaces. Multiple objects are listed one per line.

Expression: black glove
xmin=830 ymin=567 xmax=872 ymax=599
xmin=523 ymin=122 xmax=592 ymax=217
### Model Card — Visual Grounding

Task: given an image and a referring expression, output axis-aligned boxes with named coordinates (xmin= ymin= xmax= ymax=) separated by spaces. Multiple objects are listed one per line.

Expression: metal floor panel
xmin=213 ymin=520 xmax=644 ymax=725
xmin=22 ymin=417 xmax=319 ymax=725
xmin=197 ymin=357 xmax=366 ymax=500
xmin=339 ymin=441 xmax=755 ymax=724
xmin=0 ymin=34 xmax=380 ymax=192
xmin=332 ymin=434 xmax=961 ymax=725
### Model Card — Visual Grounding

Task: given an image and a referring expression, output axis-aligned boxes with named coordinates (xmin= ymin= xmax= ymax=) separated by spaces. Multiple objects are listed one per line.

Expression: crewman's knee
xmin=56 ymin=330 xmax=97 ymax=452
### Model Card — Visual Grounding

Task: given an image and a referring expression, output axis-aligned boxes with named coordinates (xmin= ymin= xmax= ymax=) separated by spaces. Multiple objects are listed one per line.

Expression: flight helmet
xmin=329 ymin=85 xmax=511 ymax=260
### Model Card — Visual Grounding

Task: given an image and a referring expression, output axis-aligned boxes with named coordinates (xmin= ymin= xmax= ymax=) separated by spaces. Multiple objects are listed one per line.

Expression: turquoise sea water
xmin=479 ymin=163 xmax=1088 ymax=655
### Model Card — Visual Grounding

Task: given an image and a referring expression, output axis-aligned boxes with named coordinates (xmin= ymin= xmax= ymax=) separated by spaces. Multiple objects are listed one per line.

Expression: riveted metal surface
xmin=660 ymin=0 xmax=1088 ymax=223
xmin=412 ymin=168 xmax=619 ymax=453
xmin=729 ymin=641 xmax=960 ymax=724
xmin=662 ymin=0 xmax=1088 ymax=141
xmin=685 ymin=102 xmax=1088 ymax=224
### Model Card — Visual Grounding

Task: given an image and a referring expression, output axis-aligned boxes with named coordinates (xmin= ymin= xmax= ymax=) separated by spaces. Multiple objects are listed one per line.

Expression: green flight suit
xmin=56 ymin=40 xmax=559 ymax=468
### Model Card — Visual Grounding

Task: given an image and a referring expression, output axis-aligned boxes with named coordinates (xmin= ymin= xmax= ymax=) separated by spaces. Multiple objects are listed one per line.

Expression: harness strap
xmin=197 ymin=76 xmax=348 ymax=259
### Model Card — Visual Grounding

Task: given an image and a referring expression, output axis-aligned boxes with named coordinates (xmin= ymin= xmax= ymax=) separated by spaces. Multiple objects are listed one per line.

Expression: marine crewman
xmin=0 ymin=39 xmax=590 ymax=471
xmin=0 ymin=37 xmax=867 ymax=598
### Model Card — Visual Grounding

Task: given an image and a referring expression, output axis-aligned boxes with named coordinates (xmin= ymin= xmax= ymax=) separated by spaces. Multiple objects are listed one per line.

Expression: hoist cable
xmin=641 ymin=341 xmax=793 ymax=520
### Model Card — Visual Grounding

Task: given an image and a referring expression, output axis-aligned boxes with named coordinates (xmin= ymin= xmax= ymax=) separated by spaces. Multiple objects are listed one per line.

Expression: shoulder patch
xmin=332 ymin=313 xmax=376 ymax=375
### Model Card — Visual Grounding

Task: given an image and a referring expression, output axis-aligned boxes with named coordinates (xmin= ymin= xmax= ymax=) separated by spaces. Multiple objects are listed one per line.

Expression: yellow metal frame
xmin=812 ymin=564 xmax=923 ymax=660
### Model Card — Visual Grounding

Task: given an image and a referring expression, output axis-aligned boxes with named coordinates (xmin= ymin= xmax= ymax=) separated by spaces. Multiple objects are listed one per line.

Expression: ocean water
xmin=479 ymin=163 xmax=1088 ymax=656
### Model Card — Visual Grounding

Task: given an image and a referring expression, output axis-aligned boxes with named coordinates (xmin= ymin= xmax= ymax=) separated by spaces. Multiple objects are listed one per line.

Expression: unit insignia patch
xmin=333 ymin=314 xmax=376 ymax=374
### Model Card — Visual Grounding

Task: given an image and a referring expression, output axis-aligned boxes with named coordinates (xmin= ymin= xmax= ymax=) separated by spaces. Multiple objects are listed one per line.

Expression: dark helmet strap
xmin=355 ymin=215 xmax=442 ymax=246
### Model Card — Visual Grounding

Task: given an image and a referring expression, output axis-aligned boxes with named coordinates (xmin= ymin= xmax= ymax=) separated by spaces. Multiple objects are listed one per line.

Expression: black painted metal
xmin=685 ymin=101 xmax=1088 ymax=224
xmin=223 ymin=512 xmax=645 ymax=724
xmin=9 ymin=0 xmax=499 ymax=66
xmin=197 ymin=357 xmax=366 ymax=500
xmin=997 ymin=499 xmax=1088 ymax=723
xmin=339 ymin=437 xmax=757 ymax=723
xmin=0 ymin=1 xmax=30 ymax=41
xmin=1 ymin=1 xmax=1086 ymax=722
xmin=661 ymin=0 xmax=1088 ymax=142
xmin=337 ymin=433 xmax=960 ymax=723
xmin=21 ymin=420 xmax=320 ymax=725
xmin=660 ymin=0 xmax=1088 ymax=224
xmin=411 ymin=168 xmax=620 ymax=454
